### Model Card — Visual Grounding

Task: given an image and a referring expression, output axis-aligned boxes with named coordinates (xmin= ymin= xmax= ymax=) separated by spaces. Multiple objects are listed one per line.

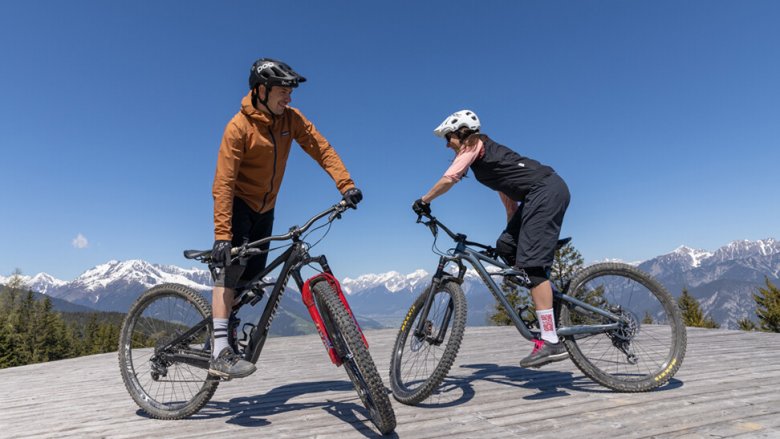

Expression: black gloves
xmin=412 ymin=198 xmax=431 ymax=216
xmin=211 ymin=240 xmax=232 ymax=268
xmin=342 ymin=187 xmax=363 ymax=209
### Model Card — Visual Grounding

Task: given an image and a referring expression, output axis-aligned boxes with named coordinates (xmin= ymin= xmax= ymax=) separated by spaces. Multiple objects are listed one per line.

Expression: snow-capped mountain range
xmin=636 ymin=238 xmax=779 ymax=328
xmin=341 ymin=269 xmax=430 ymax=294
xmin=2 ymin=238 xmax=778 ymax=329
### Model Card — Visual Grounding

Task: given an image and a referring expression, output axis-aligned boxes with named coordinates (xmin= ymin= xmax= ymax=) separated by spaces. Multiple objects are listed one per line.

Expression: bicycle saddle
xmin=183 ymin=249 xmax=210 ymax=259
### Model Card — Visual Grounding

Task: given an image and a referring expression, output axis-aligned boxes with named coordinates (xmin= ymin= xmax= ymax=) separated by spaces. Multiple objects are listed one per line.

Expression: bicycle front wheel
xmin=312 ymin=281 xmax=396 ymax=435
xmin=389 ymin=281 xmax=467 ymax=405
xmin=118 ymin=283 xmax=218 ymax=419
xmin=560 ymin=263 xmax=687 ymax=392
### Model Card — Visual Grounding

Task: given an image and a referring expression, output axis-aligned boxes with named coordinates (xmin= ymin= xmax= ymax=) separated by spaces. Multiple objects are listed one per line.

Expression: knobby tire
xmin=118 ymin=283 xmax=218 ymax=419
xmin=561 ymin=263 xmax=687 ymax=392
xmin=312 ymin=281 xmax=396 ymax=435
xmin=389 ymin=281 xmax=467 ymax=405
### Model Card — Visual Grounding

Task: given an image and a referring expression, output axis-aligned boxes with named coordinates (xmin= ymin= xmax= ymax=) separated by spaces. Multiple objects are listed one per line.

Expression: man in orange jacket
xmin=209 ymin=58 xmax=363 ymax=379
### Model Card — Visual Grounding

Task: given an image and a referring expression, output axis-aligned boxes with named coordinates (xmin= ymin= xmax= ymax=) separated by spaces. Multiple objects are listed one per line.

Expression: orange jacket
xmin=213 ymin=92 xmax=355 ymax=240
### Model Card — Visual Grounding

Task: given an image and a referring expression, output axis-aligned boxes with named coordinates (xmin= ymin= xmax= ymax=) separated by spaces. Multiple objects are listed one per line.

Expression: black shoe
xmin=209 ymin=347 xmax=256 ymax=379
xmin=520 ymin=339 xmax=568 ymax=368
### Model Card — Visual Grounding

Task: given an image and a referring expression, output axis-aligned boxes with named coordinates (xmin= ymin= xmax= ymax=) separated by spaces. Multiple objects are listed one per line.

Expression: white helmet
xmin=433 ymin=109 xmax=481 ymax=139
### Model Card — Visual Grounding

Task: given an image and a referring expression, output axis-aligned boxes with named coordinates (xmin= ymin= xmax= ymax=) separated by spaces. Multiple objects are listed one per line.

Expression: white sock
xmin=213 ymin=318 xmax=229 ymax=358
xmin=536 ymin=308 xmax=559 ymax=344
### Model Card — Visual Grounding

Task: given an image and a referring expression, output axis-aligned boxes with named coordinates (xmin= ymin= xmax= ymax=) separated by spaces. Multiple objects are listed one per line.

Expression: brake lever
xmin=427 ymin=220 xmax=438 ymax=237
xmin=330 ymin=201 xmax=347 ymax=222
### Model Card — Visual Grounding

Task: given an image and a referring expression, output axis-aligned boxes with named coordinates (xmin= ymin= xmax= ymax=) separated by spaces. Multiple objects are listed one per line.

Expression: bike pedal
xmin=207 ymin=372 xmax=231 ymax=382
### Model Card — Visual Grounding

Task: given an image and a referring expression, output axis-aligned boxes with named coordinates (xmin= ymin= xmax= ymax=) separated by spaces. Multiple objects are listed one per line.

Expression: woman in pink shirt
xmin=412 ymin=109 xmax=571 ymax=368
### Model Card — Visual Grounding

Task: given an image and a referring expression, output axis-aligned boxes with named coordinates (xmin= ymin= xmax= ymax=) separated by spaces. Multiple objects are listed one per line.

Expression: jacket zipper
xmin=260 ymin=121 xmax=278 ymax=212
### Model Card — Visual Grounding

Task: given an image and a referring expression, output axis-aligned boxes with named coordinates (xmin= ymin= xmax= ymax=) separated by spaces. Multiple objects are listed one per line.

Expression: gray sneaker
xmin=519 ymin=339 xmax=568 ymax=368
xmin=209 ymin=347 xmax=256 ymax=379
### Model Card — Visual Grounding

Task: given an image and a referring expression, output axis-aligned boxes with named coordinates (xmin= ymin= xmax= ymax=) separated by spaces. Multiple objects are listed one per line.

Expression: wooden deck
xmin=1 ymin=326 xmax=779 ymax=438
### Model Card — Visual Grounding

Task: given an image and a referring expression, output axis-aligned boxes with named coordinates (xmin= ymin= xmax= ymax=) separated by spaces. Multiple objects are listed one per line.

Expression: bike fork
xmin=301 ymin=271 xmax=368 ymax=366
xmin=414 ymin=257 xmax=452 ymax=344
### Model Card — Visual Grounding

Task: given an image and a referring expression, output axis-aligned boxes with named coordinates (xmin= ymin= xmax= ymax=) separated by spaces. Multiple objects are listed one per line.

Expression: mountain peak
xmin=671 ymin=245 xmax=713 ymax=268
xmin=341 ymin=269 xmax=430 ymax=294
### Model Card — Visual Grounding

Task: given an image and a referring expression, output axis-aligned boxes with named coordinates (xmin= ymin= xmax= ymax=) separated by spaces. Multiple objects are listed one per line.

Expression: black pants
xmin=214 ymin=197 xmax=274 ymax=288
xmin=497 ymin=173 xmax=570 ymax=269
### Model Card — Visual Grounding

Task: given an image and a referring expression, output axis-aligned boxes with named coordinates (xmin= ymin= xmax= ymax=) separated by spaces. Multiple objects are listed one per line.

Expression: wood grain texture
xmin=1 ymin=326 xmax=778 ymax=438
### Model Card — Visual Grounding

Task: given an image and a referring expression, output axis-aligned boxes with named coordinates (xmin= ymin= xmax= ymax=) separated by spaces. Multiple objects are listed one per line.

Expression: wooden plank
xmin=1 ymin=326 xmax=779 ymax=438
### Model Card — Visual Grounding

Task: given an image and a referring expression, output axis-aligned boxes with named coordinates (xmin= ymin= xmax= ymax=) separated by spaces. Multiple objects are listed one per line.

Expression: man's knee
xmin=214 ymin=264 xmax=245 ymax=289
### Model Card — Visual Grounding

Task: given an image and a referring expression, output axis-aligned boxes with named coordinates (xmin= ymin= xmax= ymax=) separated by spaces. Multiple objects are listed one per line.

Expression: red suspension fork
xmin=302 ymin=273 xmax=368 ymax=366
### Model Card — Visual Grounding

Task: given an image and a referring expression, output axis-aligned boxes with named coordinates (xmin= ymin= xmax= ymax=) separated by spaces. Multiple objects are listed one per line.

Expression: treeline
xmin=0 ymin=275 xmax=123 ymax=369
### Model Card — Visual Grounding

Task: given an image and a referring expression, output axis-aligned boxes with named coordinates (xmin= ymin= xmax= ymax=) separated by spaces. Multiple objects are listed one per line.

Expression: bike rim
xmin=125 ymin=293 xmax=212 ymax=410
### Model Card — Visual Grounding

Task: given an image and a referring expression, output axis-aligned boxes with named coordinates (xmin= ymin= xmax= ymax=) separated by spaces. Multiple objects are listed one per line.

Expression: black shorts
xmin=214 ymin=197 xmax=274 ymax=289
xmin=499 ymin=173 xmax=570 ymax=268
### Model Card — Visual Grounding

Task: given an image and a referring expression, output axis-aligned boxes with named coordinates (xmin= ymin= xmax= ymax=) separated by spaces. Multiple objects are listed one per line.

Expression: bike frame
xmin=414 ymin=216 xmax=629 ymax=342
xmin=158 ymin=203 xmax=365 ymax=371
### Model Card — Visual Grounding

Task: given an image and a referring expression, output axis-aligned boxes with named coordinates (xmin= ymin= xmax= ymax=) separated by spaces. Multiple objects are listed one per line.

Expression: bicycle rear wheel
xmin=560 ymin=263 xmax=687 ymax=392
xmin=118 ymin=283 xmax=218 ymax=419
xmin=312 ymin=281 xmax=396 ymax=435
xmin=389 ymin=281 xmax=467 ymax=405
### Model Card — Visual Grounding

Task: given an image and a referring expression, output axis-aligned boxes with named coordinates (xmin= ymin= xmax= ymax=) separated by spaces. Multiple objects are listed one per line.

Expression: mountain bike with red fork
xmin=118 ymin=201 xmax=396 ymax=435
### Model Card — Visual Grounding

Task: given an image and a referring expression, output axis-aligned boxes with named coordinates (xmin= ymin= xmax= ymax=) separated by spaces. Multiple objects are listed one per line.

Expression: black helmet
xmin=248 ymin=58 xmax=306 ymax=89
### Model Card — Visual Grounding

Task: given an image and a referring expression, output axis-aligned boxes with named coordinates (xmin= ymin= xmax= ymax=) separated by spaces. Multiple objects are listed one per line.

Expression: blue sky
xmin=1 ymin=1 xmax=778 ymax=281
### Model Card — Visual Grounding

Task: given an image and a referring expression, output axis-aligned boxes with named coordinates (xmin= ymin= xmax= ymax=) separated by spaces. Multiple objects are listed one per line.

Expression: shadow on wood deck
xmin=1 ymin=326 xmax=778 ymax=438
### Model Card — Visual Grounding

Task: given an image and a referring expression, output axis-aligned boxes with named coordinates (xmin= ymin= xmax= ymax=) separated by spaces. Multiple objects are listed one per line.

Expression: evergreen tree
xmin=83 ymin=314 xmax=101 ymax=355
xmin=63 ymin=322 xmax=83 ymax=358
xmin=678 ymin=288 xmax=720 ymax=328
xmin=0 ymin=281 xmax=32 ymax=367
xmin=17 ymin=290 xmax=36 ymax=362
xmin=489 ymin=281 xmax=532 ymax=326
xmin=0 ymin=270 xmax=123 ymax=367
xmin=753 ymin=277 xmax=780 ymax=333
xmin=491 ymin=241 xmax=584 ymax=326
xmin=32 ymin=297 xmax=69 ymax=362
xmin=737 ymin=318 xmax=758 ymax=332
xmin=642 ymin=311 xmax=654 ymax=324
xmin=550 ymin=242 xmax=584 ymax=292
xmin=0 ymin=319 xmax=14 ymax=368
xmin=95 ymin=321 xmax=120 ymax=353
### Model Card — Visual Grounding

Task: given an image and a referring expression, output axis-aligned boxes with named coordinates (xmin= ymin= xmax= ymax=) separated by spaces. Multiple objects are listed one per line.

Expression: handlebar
xmin=239 ymin=200 xmax=349 ymax=255
xmin=415 ymin=211 xmax=495 ymax=253
xmin=184 ymin=200 xmax=350 ymax=262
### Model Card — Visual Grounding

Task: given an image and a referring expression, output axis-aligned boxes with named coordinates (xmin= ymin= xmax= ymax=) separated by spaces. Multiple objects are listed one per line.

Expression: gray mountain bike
xmin=389 ymin=210 xmax=687 ymax=405
xmin=118 ymin=201 xmax=396 ymax=435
